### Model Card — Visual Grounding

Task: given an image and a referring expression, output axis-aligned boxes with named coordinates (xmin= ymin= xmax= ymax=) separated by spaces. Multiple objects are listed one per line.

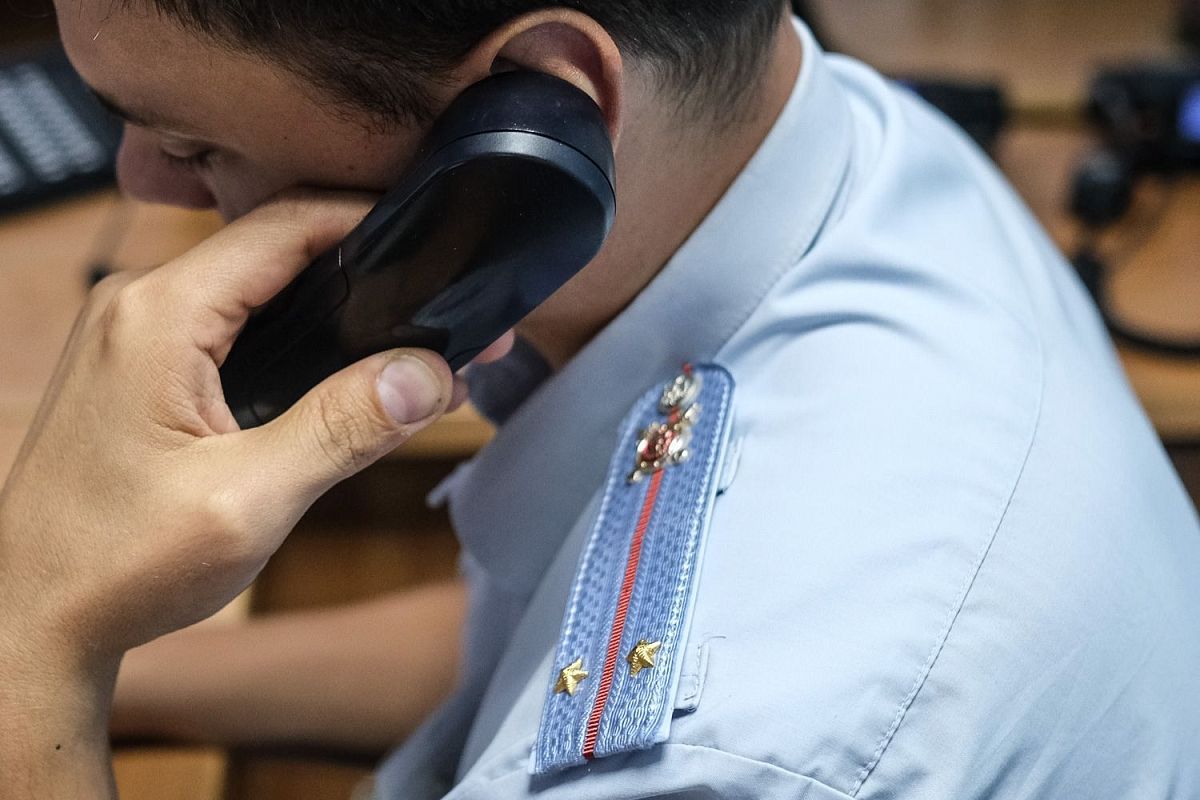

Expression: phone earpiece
xmin=220 ymin=72 xmax=616 ymax=428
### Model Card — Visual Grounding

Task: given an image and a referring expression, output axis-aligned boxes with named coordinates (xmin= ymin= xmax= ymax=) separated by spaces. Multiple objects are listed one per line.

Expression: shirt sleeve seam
xmin=847 ymin=323 xmax=1049 ymax=797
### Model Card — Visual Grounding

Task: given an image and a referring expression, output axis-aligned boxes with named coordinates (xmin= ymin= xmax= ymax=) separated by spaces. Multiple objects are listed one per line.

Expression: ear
xmin=457 ymin=10 xmax=624 ymax=147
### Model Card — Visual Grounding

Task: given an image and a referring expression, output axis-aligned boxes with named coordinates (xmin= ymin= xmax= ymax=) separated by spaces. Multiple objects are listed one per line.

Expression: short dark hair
xmin=140 ymin=1 xmax=787 ymax=127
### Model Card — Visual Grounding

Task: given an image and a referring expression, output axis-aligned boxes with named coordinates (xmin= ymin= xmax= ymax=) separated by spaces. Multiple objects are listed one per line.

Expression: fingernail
xmin=378 ymin=357 xmax=442 ymax=425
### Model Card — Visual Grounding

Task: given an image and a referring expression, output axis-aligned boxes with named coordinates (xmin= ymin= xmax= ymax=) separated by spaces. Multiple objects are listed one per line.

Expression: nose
xmin=115 ymin=126 xmax=217 ymax=210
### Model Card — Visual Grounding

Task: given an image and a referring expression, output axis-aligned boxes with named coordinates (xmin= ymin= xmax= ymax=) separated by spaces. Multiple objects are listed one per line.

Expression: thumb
xmin=249 ymin=349 xmax=453 ymax=501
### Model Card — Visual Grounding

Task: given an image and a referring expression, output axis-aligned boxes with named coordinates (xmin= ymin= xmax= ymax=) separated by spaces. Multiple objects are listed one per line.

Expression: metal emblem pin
xmin=629 ymin=418 xmax=695 ymax=483
xmin=626 ymin=639 xmax=662 ymax=677
xmin=554 ymin=659 xmax=589 ymax=696
xmin=630 ymin=369 xmax=703 ymax=483
xmin=659 ymin=370 xmax=703 ymax=414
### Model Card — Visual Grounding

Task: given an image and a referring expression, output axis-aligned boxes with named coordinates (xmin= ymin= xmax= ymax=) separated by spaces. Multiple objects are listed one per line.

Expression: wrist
xmin=0 ymin=622 xmax=121 ymax=797
xmin=0 ymin=504 xmax=126 ymax=680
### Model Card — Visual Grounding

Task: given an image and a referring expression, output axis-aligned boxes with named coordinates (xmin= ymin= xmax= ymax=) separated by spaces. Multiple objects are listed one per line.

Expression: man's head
xmin=57 ymin=1 xmax=786 ymax=220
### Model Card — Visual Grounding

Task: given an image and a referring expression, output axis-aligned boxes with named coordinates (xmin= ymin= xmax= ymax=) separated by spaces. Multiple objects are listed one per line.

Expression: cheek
xmin=116 ymin=127 xmax=216 ymax=210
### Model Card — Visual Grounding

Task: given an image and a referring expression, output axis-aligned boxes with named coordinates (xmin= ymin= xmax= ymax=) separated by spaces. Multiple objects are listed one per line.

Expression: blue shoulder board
xmin=532 ymin=364 xmax=736 ymax=775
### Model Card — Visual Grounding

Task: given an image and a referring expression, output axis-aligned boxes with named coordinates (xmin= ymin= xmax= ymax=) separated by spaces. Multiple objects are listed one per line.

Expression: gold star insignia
xmin=626 ymin=639 xmax=662 ymax=677
xmin=554 ymin=659 xmax=589 ymax=696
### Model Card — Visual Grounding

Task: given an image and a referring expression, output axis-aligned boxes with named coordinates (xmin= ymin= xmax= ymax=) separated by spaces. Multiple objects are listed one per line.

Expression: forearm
xmin=112 ymin=579 xmax=467 ymax=756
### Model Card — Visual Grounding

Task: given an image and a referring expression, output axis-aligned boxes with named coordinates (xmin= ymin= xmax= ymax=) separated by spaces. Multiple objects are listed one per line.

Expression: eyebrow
xmin=87 ymin=85 xmax=200 ymax=136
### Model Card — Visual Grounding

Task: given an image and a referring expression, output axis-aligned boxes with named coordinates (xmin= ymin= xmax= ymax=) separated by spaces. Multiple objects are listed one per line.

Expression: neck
xmin=518 ymin=18 xmax=804 ymax=370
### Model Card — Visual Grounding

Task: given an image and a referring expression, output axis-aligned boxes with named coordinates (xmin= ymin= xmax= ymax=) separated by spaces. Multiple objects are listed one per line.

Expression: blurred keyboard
xmin=0 ymin=46 xmax=122 ymax=218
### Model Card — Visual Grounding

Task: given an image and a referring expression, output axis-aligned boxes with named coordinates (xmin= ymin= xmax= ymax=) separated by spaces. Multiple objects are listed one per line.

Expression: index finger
xmin=145 ymin=191 xmax=377 ymax=348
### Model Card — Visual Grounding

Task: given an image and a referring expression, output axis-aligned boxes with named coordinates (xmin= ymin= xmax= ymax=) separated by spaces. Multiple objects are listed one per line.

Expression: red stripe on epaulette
xmin=582 ymin=468 xmax=664 ymax=760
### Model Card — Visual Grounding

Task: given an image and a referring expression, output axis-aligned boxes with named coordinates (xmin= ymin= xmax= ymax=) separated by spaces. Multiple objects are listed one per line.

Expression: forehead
xmin=54 ymin=0 xmax=349 ymax=143
xmin=59 ymin=0 xmax=236 ymax=86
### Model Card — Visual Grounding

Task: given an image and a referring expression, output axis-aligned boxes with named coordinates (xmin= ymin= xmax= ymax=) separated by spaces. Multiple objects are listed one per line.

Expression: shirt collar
xmin=442 ymin=20 xmax=854 ymax=598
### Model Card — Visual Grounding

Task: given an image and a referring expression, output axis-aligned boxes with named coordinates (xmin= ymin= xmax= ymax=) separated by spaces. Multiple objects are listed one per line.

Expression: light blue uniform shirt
xmin=376 ymin=20 xmax=1200 ymax=799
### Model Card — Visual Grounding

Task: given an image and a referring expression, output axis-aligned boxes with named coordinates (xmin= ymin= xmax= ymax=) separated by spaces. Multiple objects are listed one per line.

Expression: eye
xmin=160 ymin=148 xmax=216 ymax=170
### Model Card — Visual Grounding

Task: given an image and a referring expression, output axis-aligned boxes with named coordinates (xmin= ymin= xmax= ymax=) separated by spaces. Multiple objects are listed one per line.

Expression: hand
xmin=0 ymin=192 xmax=455 ymax=679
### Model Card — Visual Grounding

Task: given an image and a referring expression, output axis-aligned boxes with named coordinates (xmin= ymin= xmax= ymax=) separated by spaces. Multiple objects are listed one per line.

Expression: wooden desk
xmin=813 ymin=0 xmax=1188 ymax=118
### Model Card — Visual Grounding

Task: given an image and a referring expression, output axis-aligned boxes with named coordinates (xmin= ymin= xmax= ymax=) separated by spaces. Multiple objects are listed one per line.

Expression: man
xmin=2 ymin=1 xmax=1198 ymax=798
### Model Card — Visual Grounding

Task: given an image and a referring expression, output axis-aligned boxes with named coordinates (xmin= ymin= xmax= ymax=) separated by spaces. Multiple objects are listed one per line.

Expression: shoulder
xmin=679 ymin=79 xmax=1200 ymax=786
xmin=678 ymin=251 xmax=1200 ymax=795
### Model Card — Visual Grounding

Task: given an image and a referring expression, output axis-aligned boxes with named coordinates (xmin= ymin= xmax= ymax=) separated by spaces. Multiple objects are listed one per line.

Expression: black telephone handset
xmin=220 ymin=71 xmax=616 ymax=428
